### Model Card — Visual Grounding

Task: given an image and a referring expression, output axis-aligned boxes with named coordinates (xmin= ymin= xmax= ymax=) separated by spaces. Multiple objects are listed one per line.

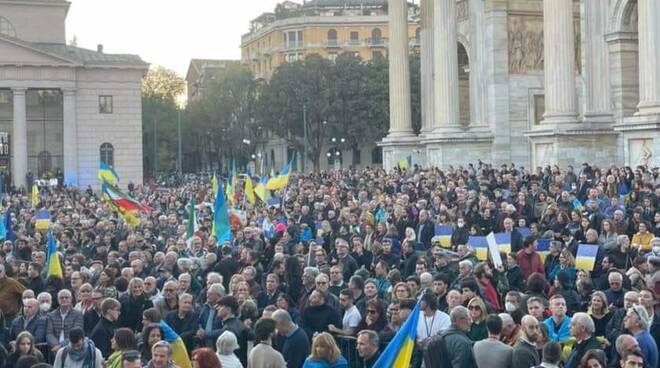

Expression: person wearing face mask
xmin=451 ymin=218 xmax=470 ymax=248
xmin=37 ymin=292 xmax=53 ymax=316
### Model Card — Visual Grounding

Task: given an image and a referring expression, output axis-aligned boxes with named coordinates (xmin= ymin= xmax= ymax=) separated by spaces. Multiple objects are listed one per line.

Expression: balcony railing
xmin=366 ymin=38 xmax=386 ymax=47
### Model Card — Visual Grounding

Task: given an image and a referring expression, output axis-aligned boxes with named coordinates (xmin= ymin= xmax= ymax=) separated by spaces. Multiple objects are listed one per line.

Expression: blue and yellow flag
xmin=399 ymin=155 xmax=412 ymax=171
xmin=572 ymin=198 xmax=584 ymax=213
xmin=494 ymin=232 xmax=512 ymax=254
xmin=266 ymin=160 xmax=292 ymax=190
xmin=4 ymin=211 xmax=14 ymax=242
xmin=35 ymin=209 xmax=50 ymax=231
xmin=160 ymin=320 xmax=192 ymax=368
xmin=213 ymin=182 xmax=232 ymax=243
xmin=212 ymin=174 xmax=218 ymax=197
xmin=373 ymin=293 xmax=421 ymax=368
xmin=98 ymin=162 xmax=119 ymax=186
xmin=434 ymin=224 xmax=453 ymax=249
xmin=468 ymin=236 xmax=489 ymax=261
xmin=576 ymin=244 xmax=599 ymax=271
xmin=46 ymin=232 xmax=63 ymax=279
xmin=254 ymin=175 xmax=269 ymax=202
xmin=537 ymin=239 xmax=552 ymax=263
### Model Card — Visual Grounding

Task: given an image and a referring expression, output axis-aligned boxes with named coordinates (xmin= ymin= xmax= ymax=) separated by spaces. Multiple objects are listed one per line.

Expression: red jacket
xmin=516 ymin=249 xmax=545 ymax=278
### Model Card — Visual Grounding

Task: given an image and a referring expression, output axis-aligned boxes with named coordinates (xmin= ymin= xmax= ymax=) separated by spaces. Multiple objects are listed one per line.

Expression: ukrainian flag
xmin=266 ymin=160 xmax=292 ymax=190
xmin=46 ymin=232 xmax=63 ymax=279
xmin=435 ymin=224 xmax=453 ymax=249
xmin=575 ymin=244 xmax=599 ymax=271
xmin=495 ymin=232 xmax=511 ymax=254
xmin=254 ymin=175 xmax=269 ymax=202
xmin=160 ymin=320 xmax=192 ymax=368
xmin=98 ymin=162 xmax=119 ymax=186
xmin=373 ymin=294 xmax=421 ymax=368
xmin=468 ymin=236 xmax=489 ymax=261
xmin=572 ymin=198 xmax=584 ymax=213
xmin=399 ymin=155 xmax=412 ymax=171
xmin=213 ymin=182 xmax=232 ymax=243
xmin=35 ymin=209 xmax=50 ymax=231
xmin=537 ymin=239 xmax=552 ymax=263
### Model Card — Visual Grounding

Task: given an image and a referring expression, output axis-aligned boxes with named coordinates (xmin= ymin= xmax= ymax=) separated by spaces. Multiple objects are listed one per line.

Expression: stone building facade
xmin=0 ymin=0 xmax=147 ymax=188
xmin=382 ymin=0 xmax=659 ymax=170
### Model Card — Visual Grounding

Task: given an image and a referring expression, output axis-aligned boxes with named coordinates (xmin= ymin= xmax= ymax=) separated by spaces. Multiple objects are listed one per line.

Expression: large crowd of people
xmin=0 ymin=161 xmax=659 ymax=368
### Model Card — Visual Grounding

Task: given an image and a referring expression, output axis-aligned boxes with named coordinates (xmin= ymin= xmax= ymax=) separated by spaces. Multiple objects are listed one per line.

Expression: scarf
xmin=106 ymin=351 xmax=123 ymax=368
xmin=67 ymin=338 xmax=96 ymax=368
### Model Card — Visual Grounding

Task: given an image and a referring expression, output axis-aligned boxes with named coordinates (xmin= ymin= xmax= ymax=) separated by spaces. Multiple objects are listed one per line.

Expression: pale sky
xmin=66 ymin=0 xmax=285 ymax=78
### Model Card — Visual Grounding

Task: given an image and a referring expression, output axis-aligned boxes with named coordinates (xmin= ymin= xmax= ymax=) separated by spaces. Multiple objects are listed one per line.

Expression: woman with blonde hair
xmin=466 ymin=297 xmax=488 ymax=341
xmin=302 ymin=332 xmax=348 ymax=368
xmin=588 ymin=291 xmax=611 ymax=338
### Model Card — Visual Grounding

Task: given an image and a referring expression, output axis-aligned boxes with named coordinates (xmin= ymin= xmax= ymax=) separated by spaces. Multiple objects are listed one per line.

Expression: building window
xmin=534 ymin=95 xmax=545 ymax=125
xmin=371 ymin=147 xmax=383 ymax=164
xmin=415 ymin=28 xmax=421 ymax=43
xmin=353 ymin=149 xmax=361 ymax=165
xmin=99 ymin=95 xmax=113 ymax=114
xmin=0 ymin=17 xmax=16 ymax=38
xmin=371 ymin=28 xmax=382 ymax=45
xmin=350 ymin=31 xmax=359 ymax=44
xmin=327 ymin=29 xmax=338 ymax=46
xmin=37 ymin=151 xmax=52 ymax=176
xmin=100 ymin=142 xmax=114 ymax=166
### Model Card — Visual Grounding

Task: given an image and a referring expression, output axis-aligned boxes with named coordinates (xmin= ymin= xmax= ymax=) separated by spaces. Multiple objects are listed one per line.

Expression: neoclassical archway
xmin=607 ymin=0 xmax=639 ymax=121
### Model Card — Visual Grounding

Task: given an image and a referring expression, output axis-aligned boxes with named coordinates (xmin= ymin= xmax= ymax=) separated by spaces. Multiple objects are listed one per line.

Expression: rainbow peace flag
xmin=434 ymin=224 xmax=453 ymax=249
xmin=537 ymin=239 xmax=552 ymax=263
xmin=468 ymin=236 xmax=489 ymax=261
xmin=103 ymin=183 xmax=152 ymax=213
xmin=575 ymin=244 xmax=599 ymax=271
xmin=46 ymin=232 xmax=63 ymax=279
xmin=160 ymin=320 xmax=192 ymax=368
xmin=373 ymin=294 xmax=421 ymax=368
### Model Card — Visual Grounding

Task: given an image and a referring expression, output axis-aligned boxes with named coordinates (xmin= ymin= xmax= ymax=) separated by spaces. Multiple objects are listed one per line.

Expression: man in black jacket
xmin=273 ymin=309 xmax=310 ymax=368
xmin=565 ymin=312 xmax=602 ymax=368
xmin=416 ymin=210 xmax=435 ymax=249
xmin=90 ymin=298 xmax=121 ymax=358
xmin=119 ymin=278 xmax=153 ymax=332
xmin=217 ymin=296 xmax=250 ymax=367
xmin=301 ymin=290 xmax=341 ymax=340
xmin=9 ymin=298 xmax=46 ymax=343
xmin=424 ymin=305 xmax=476 ymax=368
xmin=164 ymin=293 xmax=198 ymax=353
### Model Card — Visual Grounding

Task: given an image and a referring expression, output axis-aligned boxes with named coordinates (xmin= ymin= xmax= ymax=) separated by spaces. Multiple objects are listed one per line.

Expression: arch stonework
xmin=609 ymin=0 xmax=638 ymax=34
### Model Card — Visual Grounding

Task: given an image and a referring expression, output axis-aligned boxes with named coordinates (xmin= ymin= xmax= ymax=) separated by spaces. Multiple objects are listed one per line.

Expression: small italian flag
xmin=185 ymin=196 xmax=199 ymax=248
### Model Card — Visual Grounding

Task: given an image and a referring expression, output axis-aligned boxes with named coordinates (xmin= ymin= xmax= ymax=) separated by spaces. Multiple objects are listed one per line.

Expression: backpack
xmin=423 ymin=330 xmax=456 ymax=368
xmin=60 ymin=345 xmax=97 ymax=367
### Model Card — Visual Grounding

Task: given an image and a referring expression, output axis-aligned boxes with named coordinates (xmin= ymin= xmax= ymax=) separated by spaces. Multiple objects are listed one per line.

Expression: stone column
xmin=419 ymin=0 xmax=434 ymax=135
xmin=387 ymin=0 xmax=413 ymax=137
xmin=582 ymin=0 xmax=613 ymax=122
xmin=11 ymin=88 xmax=27 ymax=188
xmin=541 ymin=0 xmax=578 ymax=125
xmin=62 ymin=88 xmax=78 ymax=186
xmin=636 ymin=0 xmax=660 ymax=115
xmin=433 ymin=0 xmax=460 ymax=130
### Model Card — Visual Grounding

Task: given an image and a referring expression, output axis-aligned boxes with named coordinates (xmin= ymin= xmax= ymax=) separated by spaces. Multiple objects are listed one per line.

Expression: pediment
xmin=0 ymin=37 xmax=78 ymax=66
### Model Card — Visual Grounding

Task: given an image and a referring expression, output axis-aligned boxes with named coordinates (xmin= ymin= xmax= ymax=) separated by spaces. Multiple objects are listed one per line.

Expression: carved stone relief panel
xmin=629 ymin=138 xmax=653 ymax=166
xmin=508 ymin=13 xmax=581 ymax=74
xmin=456 ymin=0 xmax=469 ymax=22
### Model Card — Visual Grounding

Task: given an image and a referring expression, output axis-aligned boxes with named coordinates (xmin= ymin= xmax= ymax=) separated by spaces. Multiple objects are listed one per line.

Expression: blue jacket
xmin=544 ymin=316 xmax=572 ymax=343
xmin=197 ymin=303 xmax=223 ymax=346
xmin=302 ymin=356 xmax=348 ymax=368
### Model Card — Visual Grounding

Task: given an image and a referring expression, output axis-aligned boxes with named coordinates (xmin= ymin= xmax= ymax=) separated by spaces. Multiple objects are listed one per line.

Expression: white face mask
xmin=505 ymin=302 xmax=517 ymax=313
xmin=457 ymin=222 xmax=465 ymax=228
xmin=39 ymin=303 xmax=51 ymax=313
xmin=653 ymin=246 xmax=660 ymax=255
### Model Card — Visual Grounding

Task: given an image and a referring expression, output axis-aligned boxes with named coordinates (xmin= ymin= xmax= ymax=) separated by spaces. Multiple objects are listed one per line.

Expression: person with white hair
xmin=424 ymin=305 xmax=476 ymax=368
xmin=624 ymin=305 xmax=658 ymax=368
xmin=216 ymin=330 xmax=243 ymax=368
xmin=565 ymin=312 xmax=600 ymax=368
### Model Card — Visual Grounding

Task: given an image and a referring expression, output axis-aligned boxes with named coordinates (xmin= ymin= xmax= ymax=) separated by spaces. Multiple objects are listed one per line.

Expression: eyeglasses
xmin=316 ymin=281 xmax=327 ymax=285
xmin=468 ymin=305 xmax=481 ymax=310
xmin=367 ymin=309 xmax=377 ymax=314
